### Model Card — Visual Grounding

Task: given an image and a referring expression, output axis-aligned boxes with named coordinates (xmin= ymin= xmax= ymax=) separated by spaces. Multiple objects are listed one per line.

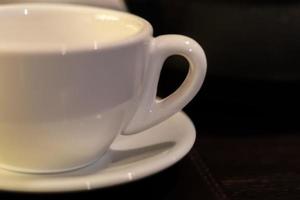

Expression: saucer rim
xmin=0 ymin=111 xmax=196 ymax=193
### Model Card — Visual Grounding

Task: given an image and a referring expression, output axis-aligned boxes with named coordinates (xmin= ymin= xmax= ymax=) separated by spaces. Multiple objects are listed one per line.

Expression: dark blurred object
xmin=126 ymin=0 xmax=300 ymax=132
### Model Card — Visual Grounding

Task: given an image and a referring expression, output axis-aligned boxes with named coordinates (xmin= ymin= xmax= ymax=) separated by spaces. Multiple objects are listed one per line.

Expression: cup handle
xmin=123 ymin=35 xmax=207 ymax=134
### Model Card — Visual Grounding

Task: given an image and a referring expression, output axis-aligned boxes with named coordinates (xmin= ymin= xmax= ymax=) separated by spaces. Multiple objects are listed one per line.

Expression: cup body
xmin=0 ymin=3 xmax=208 ymax=174
xmin=0 ymin=4 xmax=151 ymax=173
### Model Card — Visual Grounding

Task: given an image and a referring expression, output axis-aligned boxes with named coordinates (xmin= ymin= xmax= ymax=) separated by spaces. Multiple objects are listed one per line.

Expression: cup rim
xmin=0 ymin=3 xmax=153 ymax=54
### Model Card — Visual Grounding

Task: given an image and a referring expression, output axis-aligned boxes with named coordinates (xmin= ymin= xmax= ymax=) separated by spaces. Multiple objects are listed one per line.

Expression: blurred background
xmin=124 ymin=0 xmax=300 ymax=134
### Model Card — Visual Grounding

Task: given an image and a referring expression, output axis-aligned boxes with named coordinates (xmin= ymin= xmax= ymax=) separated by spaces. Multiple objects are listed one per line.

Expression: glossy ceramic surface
xmin=0 ymin=4 xmax=206 ymax=173
xmin=1 ymin=0 xmax=127 ymax=11
xmin=0 ymin=111 xmax=196 ymax=193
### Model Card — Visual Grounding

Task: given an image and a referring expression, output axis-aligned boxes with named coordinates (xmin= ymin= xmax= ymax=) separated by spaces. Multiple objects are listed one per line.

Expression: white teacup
xmin=0 ymin=3 xmax=207 ymax=174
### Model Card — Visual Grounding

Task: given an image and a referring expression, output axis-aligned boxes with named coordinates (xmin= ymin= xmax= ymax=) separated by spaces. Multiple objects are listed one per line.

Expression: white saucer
xmin=0 ymin=111 xmax=196 ymax=193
